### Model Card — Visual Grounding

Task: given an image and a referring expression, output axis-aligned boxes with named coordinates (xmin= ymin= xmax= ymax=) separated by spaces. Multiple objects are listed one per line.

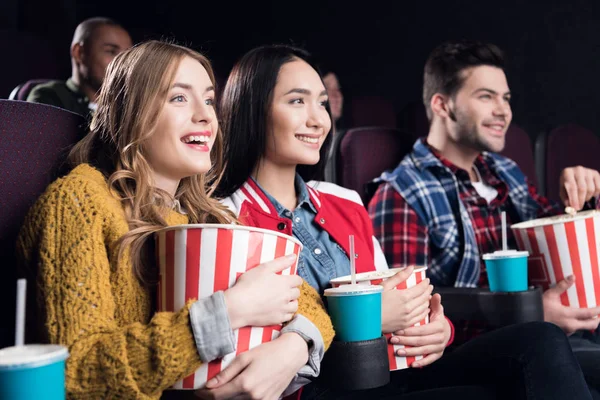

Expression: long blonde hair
xmin=69 ymin=40 xmax=233 ymax=284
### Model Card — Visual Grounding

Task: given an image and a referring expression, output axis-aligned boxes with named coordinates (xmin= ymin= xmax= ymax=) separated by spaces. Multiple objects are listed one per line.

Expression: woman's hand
xmin=381 ymin=266 xmax=433 ymax=333
xmin=390 ymin=294 xmax=451 ymax=367
xmin=224 ymin=255 xmax=303 ymax=330
xmin=195 ymin=333 xmax=308 ymax=400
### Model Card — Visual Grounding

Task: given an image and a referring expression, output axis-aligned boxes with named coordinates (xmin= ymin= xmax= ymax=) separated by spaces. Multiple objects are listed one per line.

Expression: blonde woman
xmin=17 ymin=41 xmax=333 ymax=400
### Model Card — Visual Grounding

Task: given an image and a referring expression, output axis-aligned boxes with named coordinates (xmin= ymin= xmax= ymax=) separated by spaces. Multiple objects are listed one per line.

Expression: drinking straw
xmin=501 ymin=211 xmax=507 ymax=252
xmin=349 ymin=235 xmax=356 ymax=285
xmin=15 ymin=279 xmax=26 ymax=346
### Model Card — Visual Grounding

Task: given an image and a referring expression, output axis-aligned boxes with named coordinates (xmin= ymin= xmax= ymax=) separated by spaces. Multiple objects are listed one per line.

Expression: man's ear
xmin=431 ymin=93 xmax=456 ymax=121
xmin=71 ymin=42 xmax=84 ymax=65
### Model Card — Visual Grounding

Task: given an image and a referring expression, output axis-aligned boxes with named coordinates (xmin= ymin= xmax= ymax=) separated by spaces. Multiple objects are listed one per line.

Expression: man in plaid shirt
xmin=368 ymin=40 xmax=600 ymax=394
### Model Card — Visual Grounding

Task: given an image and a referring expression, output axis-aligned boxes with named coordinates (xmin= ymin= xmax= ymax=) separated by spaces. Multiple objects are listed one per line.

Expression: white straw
xmin=15 ymin=279 xmax=26 ymax=347
xmin=501 ymin=211 xmax=507 ymax=252
xmin=349 ymin=235 xmax=356 ymax=285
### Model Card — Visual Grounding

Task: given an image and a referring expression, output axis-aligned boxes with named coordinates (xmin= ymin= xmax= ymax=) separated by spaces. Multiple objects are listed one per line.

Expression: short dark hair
xmin=72 ymin=17 xmax=125 ymax=47
xmin=422 ymin=40 xmax=505 ymax=120
xmin=216 ymin=44 xmax=333 ymax=198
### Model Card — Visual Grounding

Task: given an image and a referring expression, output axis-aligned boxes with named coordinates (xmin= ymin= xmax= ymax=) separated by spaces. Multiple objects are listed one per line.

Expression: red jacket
xmin=221 ymin=178 xmax=454 ymax=348
xmin=221 ymin=178 xmax=389 ymax=273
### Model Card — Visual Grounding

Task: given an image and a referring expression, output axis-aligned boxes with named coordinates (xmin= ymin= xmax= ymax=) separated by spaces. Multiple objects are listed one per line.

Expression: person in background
xmin=321 ymin=69 xmax=344 ymax=182
xmin=322 ymin=70 xmax=343 ymax=129
xmin=215 ymin=43 xmax=592 ymax=400
xmin=17 ymin=40 xmax=333 ymax=400
xmin=27 ymin=17 xmax=132 ymax=120
xmin=368 ymin=39 xmax=600 ymax=398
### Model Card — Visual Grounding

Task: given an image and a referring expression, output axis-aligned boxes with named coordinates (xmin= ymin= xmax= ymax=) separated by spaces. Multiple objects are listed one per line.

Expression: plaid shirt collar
xmin=424 ymin=142 xmax=509 ymax=202
xmin=413 ymin=139 xmax=502 ymax=177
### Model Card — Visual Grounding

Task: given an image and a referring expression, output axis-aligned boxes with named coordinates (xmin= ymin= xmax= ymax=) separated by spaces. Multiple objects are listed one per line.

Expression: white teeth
xmin=485 ymin=125 xmax=503 ymax=131
xmin=295 ymin=135 xmax=319 ymax=144
xmin=182 ymin=135 xmax=209 ymax=144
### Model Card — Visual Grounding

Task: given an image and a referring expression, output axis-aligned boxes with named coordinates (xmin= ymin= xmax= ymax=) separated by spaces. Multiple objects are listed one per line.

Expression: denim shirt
xmin=253 ymin=176 xmax=352 ymax=294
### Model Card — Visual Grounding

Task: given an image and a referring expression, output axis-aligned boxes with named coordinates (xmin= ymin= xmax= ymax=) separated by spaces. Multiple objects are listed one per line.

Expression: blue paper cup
xmin=0 ymin=344 xmax=69 ymax=400
xmin=483 ymin=250 xmax=530 ymax=292
xmin=324 ymin=284 xmax=383 ymax=342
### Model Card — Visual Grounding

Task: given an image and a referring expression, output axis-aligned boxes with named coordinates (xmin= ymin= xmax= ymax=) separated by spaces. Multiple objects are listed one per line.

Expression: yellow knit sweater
xmin=16 ymin=164 xmax=334 ymax=399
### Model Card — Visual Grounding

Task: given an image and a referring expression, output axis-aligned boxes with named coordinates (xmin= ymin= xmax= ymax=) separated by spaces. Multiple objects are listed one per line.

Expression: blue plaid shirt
xmin=374 ymin=139 xmax=540 ymax=287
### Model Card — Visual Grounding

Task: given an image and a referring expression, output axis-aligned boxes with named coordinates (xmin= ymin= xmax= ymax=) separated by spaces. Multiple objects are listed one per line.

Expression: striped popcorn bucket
xmin=512 ymin=210 xmax=600 ymax=308
xmin=155 ymin=224 xmax=303 ymax=390
xmin=330 ymin=266 xmax=429 ymax=370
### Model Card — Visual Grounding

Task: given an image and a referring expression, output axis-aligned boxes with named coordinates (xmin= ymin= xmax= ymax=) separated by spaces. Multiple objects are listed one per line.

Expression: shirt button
xmin=319 ymin=218 xmax=326 ymax=224
xmin=314 ymin=248 xmax=322 ymax=255
xmin=355 ymin=253 xmax=359 ymax=258
xmin=277 ymin=222 xmax=286 ymax=230
xmin=295 ymin=217 xmax=301 ymax=223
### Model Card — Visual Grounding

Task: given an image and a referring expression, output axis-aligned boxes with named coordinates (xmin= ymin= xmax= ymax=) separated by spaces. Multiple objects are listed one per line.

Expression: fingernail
xmin=286 ymin=254 xmax=297 ymax=261
xmin=207 ymin=377 xmax=218 ymax=386
xmin=412 ymin=363 xmax=421 ymax=368
xmin=396 ymin=349 xmax=406 ymax=356
xmin=391 ymin=336 xmax=399 ymax=344
xmin=397 ymin=330 xmax=405 ymax=335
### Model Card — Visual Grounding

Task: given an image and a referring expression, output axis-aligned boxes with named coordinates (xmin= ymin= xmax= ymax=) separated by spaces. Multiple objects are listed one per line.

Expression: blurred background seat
xmin=8 ymin=79 xmax=53 ymax=101
xmin=0 ymin=100 xmax=86 ymax=348
xmin=501 ymin=123 xmax=538 ymax=188
xmin=536 ymin=124 xmax=600 ymax=203
xmin=334 ymin=126 xmax=414 ymax=204
xmin=347 ymin=95 xmax=397 ymax=129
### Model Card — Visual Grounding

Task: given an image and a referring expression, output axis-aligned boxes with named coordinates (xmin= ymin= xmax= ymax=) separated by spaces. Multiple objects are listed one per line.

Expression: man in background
xmin=27 ymin=17 xmax=132 ymax=119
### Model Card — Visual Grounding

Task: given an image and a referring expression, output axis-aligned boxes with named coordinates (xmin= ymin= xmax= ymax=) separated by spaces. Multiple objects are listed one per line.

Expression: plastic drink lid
xmin=482 ymin=250 xmax=529 ymax=260
xmin=0 ymin=345 xmax=69 ymax=370
xmin=324 ymin=283 xmax=384 ymax=296
xmin=330 ymin=266 xmax=428 ymax=285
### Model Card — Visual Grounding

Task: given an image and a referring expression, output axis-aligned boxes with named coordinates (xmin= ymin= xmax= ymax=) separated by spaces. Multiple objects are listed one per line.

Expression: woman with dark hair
xmin=212 ymin=43 xmax=593 ymax=400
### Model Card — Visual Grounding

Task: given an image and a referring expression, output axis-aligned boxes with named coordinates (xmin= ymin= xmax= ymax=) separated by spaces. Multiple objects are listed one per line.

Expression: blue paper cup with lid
xmin=0 ymin=344 xmax=69 ymax=399
xmin=483 ymin=250 xmax=530 ymax=292
xmin=324 ymin=284 xmax=383 ymax=342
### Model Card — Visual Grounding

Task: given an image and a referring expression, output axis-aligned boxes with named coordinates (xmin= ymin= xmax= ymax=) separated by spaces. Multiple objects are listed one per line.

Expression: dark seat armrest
xmin=433 ymin=286 xmax=544 ymax=328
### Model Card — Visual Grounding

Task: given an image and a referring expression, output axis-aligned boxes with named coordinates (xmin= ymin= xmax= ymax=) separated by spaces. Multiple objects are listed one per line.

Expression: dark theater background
xmin=2 ymin=0 xmax=600 ymax=137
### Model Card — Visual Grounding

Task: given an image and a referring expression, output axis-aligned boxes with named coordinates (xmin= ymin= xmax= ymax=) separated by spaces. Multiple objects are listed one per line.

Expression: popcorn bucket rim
xmin=154 ymin=223 xmax=303 ymax=251
xmin=329 ymin=265 xmax=428 ymax=285
xmin=511 ymin=210 xmax=598 ymax=230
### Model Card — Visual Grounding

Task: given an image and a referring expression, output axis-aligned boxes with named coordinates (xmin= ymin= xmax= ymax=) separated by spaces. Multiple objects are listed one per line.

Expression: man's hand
xmin=543 ymin=275 xmax=600 ymax=335
xmin=559 ymin=166 xmax=600 ymax=211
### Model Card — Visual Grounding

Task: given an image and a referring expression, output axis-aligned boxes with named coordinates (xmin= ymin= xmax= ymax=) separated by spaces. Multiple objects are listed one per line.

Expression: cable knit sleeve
xmin=296 ymin=281 xmax=335 ymax=351
xmin=16 ymin=168 xmax=202 ymax=399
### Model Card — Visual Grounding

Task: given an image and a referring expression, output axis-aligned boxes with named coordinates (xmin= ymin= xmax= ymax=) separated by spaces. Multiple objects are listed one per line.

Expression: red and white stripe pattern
xmin=156 ymin=225 xmax=302 ymax=389
xmin=513 ymin=215 xmax=600 ymax=308
xmin=332 ymin=267 xmax=429 ymax=371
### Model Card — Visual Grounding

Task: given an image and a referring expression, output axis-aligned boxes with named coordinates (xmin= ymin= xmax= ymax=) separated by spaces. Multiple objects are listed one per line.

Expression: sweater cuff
xmin=281 ymin=314 xmax=324 ymax=378
xmin=189 ymin=292 xmax=236 ymax=363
